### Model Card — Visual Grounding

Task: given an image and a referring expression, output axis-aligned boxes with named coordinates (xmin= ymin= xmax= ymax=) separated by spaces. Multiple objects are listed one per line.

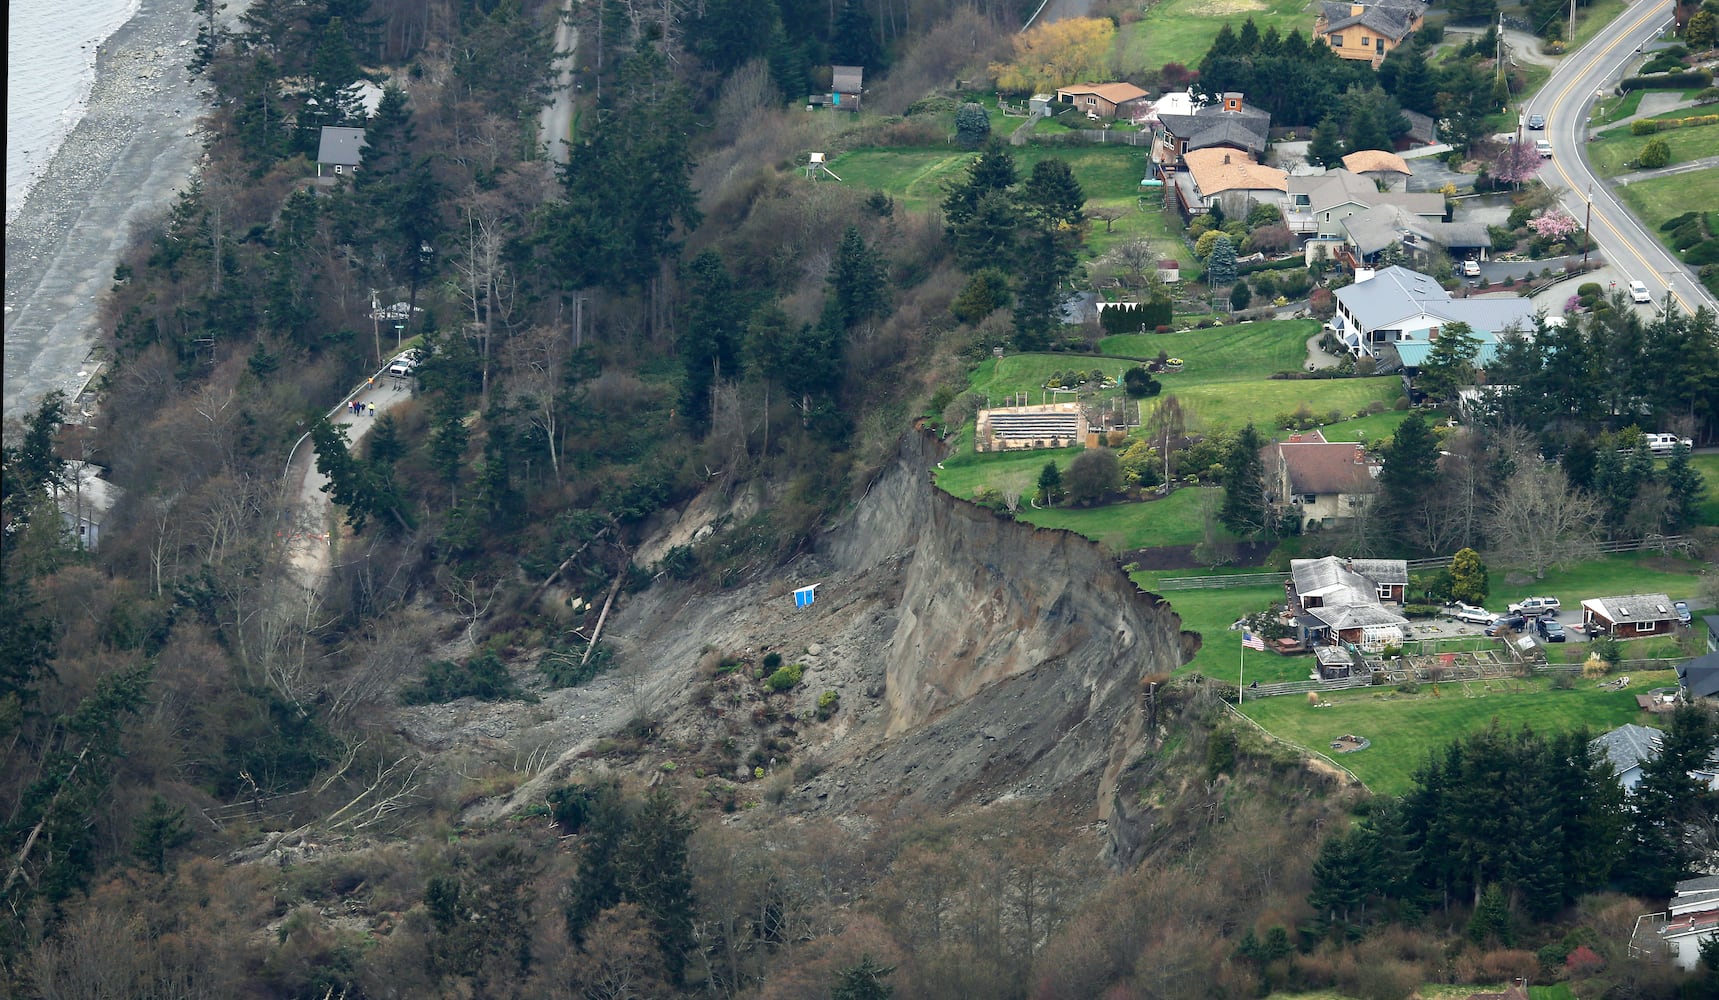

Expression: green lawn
xmin=1020 ymin=486 xmax=1237 ymax=550
xmin=1098 ymin=319 xmax=1317 ymax=377
xmin=1587 ymin=122 xmax=1719 ymax=177
xmin=1615 ymin=168 xmax=1719 ymax=254
xmin=1119 ymin=0 xmax=1318 ymax=72
xmin=1689 ymin=453 xmax=1719 ymax=526
xmin=964 ymin=353 xmax=1135 ymax=411
xmin=828 ymin=143 xmax=1196 ymax=268
xmin=1318 ymin=409 xmax=1425 ymax=444
xmin=1171 ymin=377 xmax=1402 ymax=433
xmin=934 ymin=444 xmax=1081 ymax=501
xmin=1483 ymin=551 xmax=1709 ymax=609
xmin=1130 ymin=578 xmax=1313 ymax=686
xmin=1568 ymin=0 xmax=1627 ymax=51
xmin=1242 ymin=670 xmax=1671 ymax=795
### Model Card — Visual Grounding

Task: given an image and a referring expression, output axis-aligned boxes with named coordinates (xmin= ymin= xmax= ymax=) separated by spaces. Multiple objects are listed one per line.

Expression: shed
xmin=831 ymin=65 xmax=864 ymax=110
xmin=53 ymin=460 xmax=123 ymax=550
xmin=1581 ymin=593 xmax=1678 ymax=638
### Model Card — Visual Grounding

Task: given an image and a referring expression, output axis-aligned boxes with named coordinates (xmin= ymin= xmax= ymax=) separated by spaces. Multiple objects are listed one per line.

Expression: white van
xmin=1629 ymin=280 xmax=1652 ymax=303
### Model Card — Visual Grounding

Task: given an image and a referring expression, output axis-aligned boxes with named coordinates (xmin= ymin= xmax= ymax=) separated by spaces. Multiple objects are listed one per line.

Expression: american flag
xmin=1242 ymin=630 xmax=1266 ymax=651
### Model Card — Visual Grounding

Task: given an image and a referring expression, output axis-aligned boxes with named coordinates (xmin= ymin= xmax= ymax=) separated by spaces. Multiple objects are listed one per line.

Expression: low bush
xmin=401 ymin=649 xmax=532 ymax=704
xmin=766 ymin=662 xmax=805 ymax=692
xmin=1619 ymin=70 xmax=1713 ymax=91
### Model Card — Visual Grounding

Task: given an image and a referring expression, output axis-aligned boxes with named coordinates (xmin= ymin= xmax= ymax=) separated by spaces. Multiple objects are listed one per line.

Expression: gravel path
xmin=4 ymin=0 xmax=216 ymax=420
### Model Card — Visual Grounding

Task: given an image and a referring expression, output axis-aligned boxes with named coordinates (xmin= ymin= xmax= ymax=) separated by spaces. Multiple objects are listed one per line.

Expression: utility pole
xmin=1568 ymin=0 xmax=1576 ymax=44
xmin=1581 ymin=182 xmax=1593 ymax=270
xmin=1496 ymin=12 xmax=1504 ymax=90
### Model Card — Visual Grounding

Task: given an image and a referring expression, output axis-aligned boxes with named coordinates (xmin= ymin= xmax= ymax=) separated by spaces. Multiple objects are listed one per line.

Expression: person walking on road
xmin=367 ymin=402 xmax=376 ymax=417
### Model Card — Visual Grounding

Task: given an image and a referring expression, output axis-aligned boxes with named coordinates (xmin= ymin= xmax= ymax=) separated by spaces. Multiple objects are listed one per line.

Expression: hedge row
xmin=1619 ymin=70 xmax=1714 ymax=92
xmin=1099 ymin=298 xmax=1174 ymax=334
xmin=1239 ymin=256 xmax=1307 ymax=275
xmin=1630 ymin=113 xmax=1719 ymax=134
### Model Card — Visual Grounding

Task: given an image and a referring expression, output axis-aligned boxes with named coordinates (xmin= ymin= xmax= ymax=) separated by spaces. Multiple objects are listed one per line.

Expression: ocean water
xmin=6 ymin=0 xmax=140 ymax=222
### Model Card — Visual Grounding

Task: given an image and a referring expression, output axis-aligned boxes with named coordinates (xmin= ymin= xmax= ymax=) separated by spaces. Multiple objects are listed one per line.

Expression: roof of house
xmin=1391 ymin=305 xmax=1539 ymax=367
xmin=55 ymin=460 xmax=123 ymax=515
xmin=1290 ymin=557 xmax=1406 ymax=607
xmin=1332 ymin=266 xmax=1537 ymax=340
xmin=1343 ymin=149 xmax=1412 ymax=175
xmin=316 ymin=126 xmax=368 ymax=166
xmin=1320 ymin=0 xmax=1426 ymax=39
xmin=1677 ymin=874 xmax=1719 ymax=895
xmin=1159 ymin=98 xmax=1271 ymax=152
xmin=1271 ymin=441 xmax=1379 ymax=496
xmin=1591 ymin=723 xmax=1663 ymax=777
xmin=1307 ymin=603 xmax=1410 ymax=630
xmin=1057 ymin=81 xmax=1149 ymax=104
xmin=1582 ymin=594 xmax=1678 ymax=625
xmin=1403 ymin=109 xmax=1438 ymax=144
xmin=1677 ymin=652 xmax=1719 ymax=698
xmin=1290 ymin=170 xmax=1443 ymax=216
xmin=833 ymin=65 xmax=864 ymax=92
xmin=1183 ymin=147 xmax=1288 ymax=195
xmin=1186 ymin=118 xmax=1271 ymax=154
xmin=1342 ymin=204 xmax=1492 ymax=256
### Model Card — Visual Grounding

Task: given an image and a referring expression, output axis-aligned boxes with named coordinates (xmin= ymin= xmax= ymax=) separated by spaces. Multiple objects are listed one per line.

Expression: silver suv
xmin=1508 ymin=596 xmax=1561 ymax=617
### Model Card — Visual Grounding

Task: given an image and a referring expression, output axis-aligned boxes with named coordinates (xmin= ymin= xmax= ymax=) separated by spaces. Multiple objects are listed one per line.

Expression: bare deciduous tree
xmin=1486 ymin=464 xmax=1600 ymax=578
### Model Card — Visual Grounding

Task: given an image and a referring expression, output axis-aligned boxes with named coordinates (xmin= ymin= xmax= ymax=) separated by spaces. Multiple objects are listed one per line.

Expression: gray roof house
xmin=1341 ymin=203 xmax=1493 ymax=263
xmin=52 ymin=460 xmax=122 ymax=550
xmin=1677 ymin=650 xmax=1719 ymax=700
xmin=831 ymin=65 xmax=863 ymax=110
xmin=1288 ymin=556 xmax=1409 ymax=657
xmin=1633 ymin=875 xmax=1719 ymax=971
xmin=1702 ymin=613 xmax=1719 ymax=652
xmin=1329 ymin=266 xmax=1538 ymax=360
xmin=1581 ymin=593 xmax=1679 ymax=638
xmin=316 ymin=125 xmax=368 ymax=178
xmin=1286 ymin=169 xmax=1443 ymax=237
xmin=1155 ymin=92 xmax=1272 ymax=169
xmin=1591 ymin=723 xmax=1663 ymax=792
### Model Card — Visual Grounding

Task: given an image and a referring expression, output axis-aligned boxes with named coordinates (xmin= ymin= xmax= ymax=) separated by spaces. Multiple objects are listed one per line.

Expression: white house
xmin=1639 ymin=875 xmax=1719 ymax=971
xmin=1590 ymin=723 xmax=1663 ymax=793
xmin=52 ymin=460 xmax=123 ymax=550
xmin=1329 ymin=266 xmax=1537 ymax=360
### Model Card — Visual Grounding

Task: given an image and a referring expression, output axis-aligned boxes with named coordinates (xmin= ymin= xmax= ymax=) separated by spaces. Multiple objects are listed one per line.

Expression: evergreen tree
xmin=942 ymin=139 xmax=1018 ymax=233
xmin=831 ymin=0 xmax=880 ymax=68
xmin=1220 ymin=423 xmax=1268 ymax=535
xmin=1308 ymin=830 xmax=1369 ymax=922
xmin=1206 ymin=235 xmax=1238 ymax=286
xmin=1376 ymin=412 xmax=1440 ymax=546
xmin=1037 ymin=460 xmax=1063 ymax=505
xmin=827 ymin=226 xmax=888 ymax=332
xmin=1020 ymin=158 xmax=1086 ymax=229
xmin=1621 ymin=705 xmax=1719 ymax=897
xmin=1661 ymin=441 xmax=1705 ymax=533
xmin=1447 ymin=547 xmax=1488 ymax=604
xmin=1414 ymin=320 xmax=1482 ymax=405
xmin=832 ymin=956 xmax=896 ymax=1000
xmin=679 ymin=251 xmax=746 ymax=433
xmin=130 ymin=795 xmax=192 ymax=874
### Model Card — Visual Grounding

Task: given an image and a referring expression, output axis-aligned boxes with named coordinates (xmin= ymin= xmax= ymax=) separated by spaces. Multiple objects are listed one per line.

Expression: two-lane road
xmin=1525 ymin=0 xmax=1717 ymax=316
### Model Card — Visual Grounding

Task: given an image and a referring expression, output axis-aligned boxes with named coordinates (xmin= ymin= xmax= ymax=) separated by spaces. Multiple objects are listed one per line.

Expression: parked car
xmin=1535 ymin=139 xmax=1553 ymax=158
xmin=1486 ymin=613 xmax=1528 ymax=636
xmin=1536 ymin=617 xmax=1566 ymax=642
xmin=1446 ymin=602 xmax=1493 ymax=624
xmin=1508 ymin=596 xmax=1562 ymax=617
xmin=1675 ymin=601 xmax=1692 ymax=625
xmin=1629 ymin=280 xmax=1652 ymax=303
xmin=1462 ymin=258 xmax=1481 ymax=277
xmin=1527 ymin=113 xmax=1546 ymax=129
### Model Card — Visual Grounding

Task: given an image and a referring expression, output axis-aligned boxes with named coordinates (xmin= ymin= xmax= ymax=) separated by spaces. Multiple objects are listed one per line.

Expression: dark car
xmin=1486 ymin=614 xmax=1528 ymax=636
xmin=1527 ymin=113 xmax=1546 ymax=129
xmin=1536 ymin=618 xmax=1566 ymax=642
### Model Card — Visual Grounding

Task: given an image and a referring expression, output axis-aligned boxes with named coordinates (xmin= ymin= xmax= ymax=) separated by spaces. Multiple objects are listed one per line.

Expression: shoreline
xmin=3 ymin=0 xmax=209 ymax=421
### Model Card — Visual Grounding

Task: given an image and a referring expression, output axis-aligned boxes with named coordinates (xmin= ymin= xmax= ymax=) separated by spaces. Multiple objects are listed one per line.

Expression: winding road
xmin=1525 ymin=0 xmax=1717 ymax=316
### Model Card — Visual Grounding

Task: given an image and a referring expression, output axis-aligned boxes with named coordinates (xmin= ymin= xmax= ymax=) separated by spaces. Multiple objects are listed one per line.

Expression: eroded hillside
xmin=472 ymin=431 xmax=1198 ymax=857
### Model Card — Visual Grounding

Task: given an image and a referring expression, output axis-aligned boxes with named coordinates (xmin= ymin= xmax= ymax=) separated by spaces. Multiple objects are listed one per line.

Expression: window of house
xmin=1331 ymin=34 xmax=1343 ymax=46
xmin=1377 ymin=586 xmax=1393 ymax=600
xmin=1303 ymin=494 xmax=1318 ymax=505
xmin=1360 ymin=36 xmax=1369 ymax=45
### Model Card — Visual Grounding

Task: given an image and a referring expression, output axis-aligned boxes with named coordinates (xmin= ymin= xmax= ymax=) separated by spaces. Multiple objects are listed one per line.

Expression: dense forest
xmin=4 ymin=0 xmax=1719 ymax=997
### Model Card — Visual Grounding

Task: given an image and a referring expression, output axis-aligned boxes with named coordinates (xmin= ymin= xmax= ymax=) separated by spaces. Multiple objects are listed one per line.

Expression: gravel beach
xmin=4 ymin=0 xmax=211 ymax=420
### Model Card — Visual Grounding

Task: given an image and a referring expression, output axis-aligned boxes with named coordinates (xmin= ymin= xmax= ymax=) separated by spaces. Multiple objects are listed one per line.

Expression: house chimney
xmin=1354 ymin=444 xmax=1365 ymax=465
xmin=1223 ymin=93 xmax=1242 ymax=113
xmin=1350 ymin=3 xmax=1365 ymax=15
xmin=1223 ymin=153 xmax=1231 ymax=164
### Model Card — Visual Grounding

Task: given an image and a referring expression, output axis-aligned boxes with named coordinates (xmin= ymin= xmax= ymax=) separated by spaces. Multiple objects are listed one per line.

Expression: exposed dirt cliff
xmin=468 ymin=432 xmax=1198 ymax=859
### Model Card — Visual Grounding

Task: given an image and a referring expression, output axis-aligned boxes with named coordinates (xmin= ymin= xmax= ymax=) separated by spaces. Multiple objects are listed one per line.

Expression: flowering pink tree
xmin=1529 ymin=210 xmax=1579 ymax=240
xmin=1493 ymin=140 xmax=1542 ymax=187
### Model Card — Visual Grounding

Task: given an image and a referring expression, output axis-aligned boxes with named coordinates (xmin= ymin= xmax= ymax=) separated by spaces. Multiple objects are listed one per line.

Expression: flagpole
xmin=1238 ymin=644 xmax=1245 ymax=710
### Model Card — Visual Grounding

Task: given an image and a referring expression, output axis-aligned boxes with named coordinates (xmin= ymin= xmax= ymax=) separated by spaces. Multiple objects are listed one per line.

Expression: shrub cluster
xmin=766 ymin=661 xmax=805 ymax=692
xmin=1630 ymin=112 xmax=1719 ymax=134
xmin=1099 ymin=297 xmax=1173 ymax=334
xmin=1619 ymin=69 xmax=1713 ymax=91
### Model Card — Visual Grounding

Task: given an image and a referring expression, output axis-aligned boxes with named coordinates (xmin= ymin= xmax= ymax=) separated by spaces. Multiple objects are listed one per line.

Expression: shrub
xmin=766 ymin=662 xmax=805 ymax=691
xmin=815 ymin=689 xmax=840 ymax=720
xmin=954 ymin=102 xmax=991 ymax=146
xmin=1576 ymin=281 xmax=1602 ymax=297
xmin=401 ymin=649 xmax=530 ymax=705
xmin=1229 ymin=282 xmax=1252 ymax=311
xmin=1631 ymin=118 xmax=1660 ymax=135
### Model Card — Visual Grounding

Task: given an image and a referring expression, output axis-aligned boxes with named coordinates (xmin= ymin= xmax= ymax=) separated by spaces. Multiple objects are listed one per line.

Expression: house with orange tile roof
xmin=1175 ymin=147 xmax=1288 ymax=217
xmin=1054 ymin=82 xmax=1150 ymax=120
xmin=1341 ymin=149 xmax=1413 ymax=191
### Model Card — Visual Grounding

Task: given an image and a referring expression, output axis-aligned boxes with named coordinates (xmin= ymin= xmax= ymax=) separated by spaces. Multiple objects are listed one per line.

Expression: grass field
xmin=1615 ymin=168 xmax=1719 ymax=251
xmin=1131 ymin=578 xmax=1314 ymax=685
xmin=1242 ymin=670 xmax=1671 ymax=795
xmin=1318 ymin=409 xmax=1420 ymax=444
xmin=1171 ymin=377 xmax=1402 ymax=433
xmin=963 ymin=353 xmax=1134 ymax=411
xmin=1568 ymin=0 xmax=1627 ymax=51
xmin=1483 ymin=551 xmax=1709 ymax=609
xmin=1098 ymin=319 xmax=1317 ymax=376
xmin=1587 ymin=122 xmax=1719 ymax=176
xmin=933 ymin=443 xmax=1081 ymax=501
xmin=1689 ymin=453 xmax=1719 ymax=526
xmin=1119 ymin=0 xmax=1317 ymax=72
xmin=828 ymin=144 xmax=1197 ymax=267
xmin=1020 ymin=486 xmax=1238 ymax=549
